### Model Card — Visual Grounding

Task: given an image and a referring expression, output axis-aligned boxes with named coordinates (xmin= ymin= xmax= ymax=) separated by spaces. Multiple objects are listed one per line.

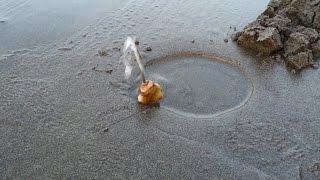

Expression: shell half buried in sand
xmin=138 ymin=80 xmax=163 ymax=105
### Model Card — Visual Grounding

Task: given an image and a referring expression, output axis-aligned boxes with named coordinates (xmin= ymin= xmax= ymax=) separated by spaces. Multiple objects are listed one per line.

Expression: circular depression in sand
xmin=137 ymin=53 xmax=253 ymax=118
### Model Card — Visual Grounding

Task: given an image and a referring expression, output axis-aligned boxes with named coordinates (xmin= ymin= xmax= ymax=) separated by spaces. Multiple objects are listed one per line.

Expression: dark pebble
xmin=77 ymin=71 xmax=83 ymax=76
xmin=98 ymin=49 xmax=108 ymax=56
xmin=146 ymin=47 xmax=152 ymax=51
xmin=112 ymin=47 xmax=121 ymax=51
xmin=92 ymin=66 xmax=97 ymax=71
xmin=106 ymin=69 xmax=113 ymax=74
xmin=191 ymin=40 xmax=195 ymax=43
xmin=103 ymin=128 xmax=109 ymax=133
xmin=224 ymin=39 xmax=229 ymax=43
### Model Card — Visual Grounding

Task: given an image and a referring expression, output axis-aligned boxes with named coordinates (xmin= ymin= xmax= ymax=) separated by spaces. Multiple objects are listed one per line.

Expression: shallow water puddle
xmin=130 ymin=56 xmax=253 ymax=118
xmin=134 ymin=55 xmax=253 ymax=118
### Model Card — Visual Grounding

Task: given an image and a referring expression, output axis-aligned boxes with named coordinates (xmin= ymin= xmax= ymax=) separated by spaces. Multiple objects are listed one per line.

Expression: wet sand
xmin=1 ymin=0 xmax=320 ymax=179
xmin=0 ymin=0 xmax=130 ymax=55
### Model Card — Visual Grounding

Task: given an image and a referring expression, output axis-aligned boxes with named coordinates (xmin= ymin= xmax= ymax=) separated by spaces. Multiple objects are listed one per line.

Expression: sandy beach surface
xmin=0 ymin=0 xmax=130 ymax=55
xmin=1 ymin=0 xmax=320 ymax=179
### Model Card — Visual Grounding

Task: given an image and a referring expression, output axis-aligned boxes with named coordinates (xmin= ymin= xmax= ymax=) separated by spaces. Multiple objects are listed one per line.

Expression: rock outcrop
xmin=235 ymin=0 xmax=320 ymax=71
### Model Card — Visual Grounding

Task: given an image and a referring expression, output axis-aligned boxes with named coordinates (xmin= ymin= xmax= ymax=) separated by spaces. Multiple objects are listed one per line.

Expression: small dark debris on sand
xmin=58 ymin=47 xmax=72 ymax=51
xmin=92 ymin=65 xmax=113 ymax=74
xmin=98 ymin=48 xmax=108 ymax=56
xmin=191 ymin=40 xmax=195 ymax=43
xmin=103 ymin=128 xmax=109 ymax=133
xmin=224 ymin=39 xmax=229 ymax=43
xmin=308 ymin=162 xmax=320 ymax=177
xmin=77 ymin=69 xmax=86 ymax=76
xmin=112 ymin=47 xmax=121 ymax=51
xmin=236 ymin=0 xmax=320 ymax=71
xmin=145 ymin=46 xmax=152 ymax=51
xmin=106 ymin=69 xmax=113 ymax=74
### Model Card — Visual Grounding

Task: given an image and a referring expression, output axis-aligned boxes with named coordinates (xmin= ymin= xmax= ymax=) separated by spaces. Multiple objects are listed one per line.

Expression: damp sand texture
xmin=1 ymin=0 xmax=320 ymax=179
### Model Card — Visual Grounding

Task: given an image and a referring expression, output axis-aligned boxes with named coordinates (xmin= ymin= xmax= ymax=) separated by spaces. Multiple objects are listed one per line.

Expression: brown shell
xmin=138 ymin=80 xmax=163 ymax=105
xmin=139 ymin=80 xmax=155 ymax=96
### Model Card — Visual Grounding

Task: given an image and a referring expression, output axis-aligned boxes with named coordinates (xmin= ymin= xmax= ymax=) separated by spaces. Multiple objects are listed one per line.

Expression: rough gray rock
xmin=284 ymin=32 xmax=310 ymax=56
xmin=237 ymin=26 xmax=283 ymax=55
xmin=312 ymin=40 xmax=320 ymax=59
xmin=295 ymin=26 xmax=319 ymax=43
xmin=286 ymin=50 xmax=314 ymax=70
xmin=237 ymin=0 xmax=320 ymax=71
xmin=268 ymin=0 xmax=281 ymax=8
xmin=265 ymin=15 xmax=292 ymax=32
xmin=262 ymin=6 xmax=275 ymax=17
xmin=314 ymin=11 xmax=320 ymax=31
